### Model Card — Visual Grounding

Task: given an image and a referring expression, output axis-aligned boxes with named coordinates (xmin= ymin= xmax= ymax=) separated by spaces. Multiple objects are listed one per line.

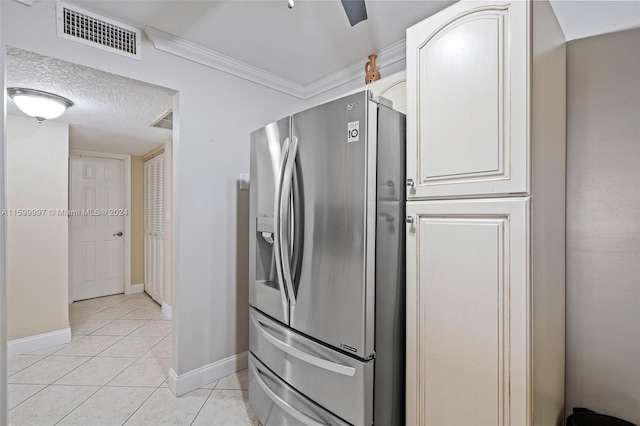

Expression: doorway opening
xmin=3 ymin=47 xmax=178 ymax=420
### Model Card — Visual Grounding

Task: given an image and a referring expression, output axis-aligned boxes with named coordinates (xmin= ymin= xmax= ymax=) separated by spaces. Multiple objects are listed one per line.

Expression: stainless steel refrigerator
xmin=249 ymin=90 xmax=405 ymax=426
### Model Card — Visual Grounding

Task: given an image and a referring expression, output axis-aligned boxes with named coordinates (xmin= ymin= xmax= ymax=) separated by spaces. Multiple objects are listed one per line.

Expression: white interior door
xmin=144 ymin=153 xmax=165 ymax=303
xmin=70 ymin=155 xmax=125 ymax=301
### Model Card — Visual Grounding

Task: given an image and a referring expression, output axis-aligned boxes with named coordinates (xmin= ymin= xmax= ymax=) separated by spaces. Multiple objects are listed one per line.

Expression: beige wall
xmin=131 ymin=156 xmax=144 ymax=285
xmin=7 ymin=115 xmax=69 ymax=340
xmin=566 ymin=28 xmax=640 ymax=424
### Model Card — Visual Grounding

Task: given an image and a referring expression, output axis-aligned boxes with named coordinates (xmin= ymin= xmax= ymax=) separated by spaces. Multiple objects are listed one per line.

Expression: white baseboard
xmin=8 ymin=327 xmax=71 ymax=357
xmin=161 ymin=302 xmax=173 ymax=319
xmin=167 ymin=367 xmax=179 ymax=395
xmin=168 ymin=351 xmax=248 ymax=396
xmin=127 ymin=283 xmax=144 ymax=294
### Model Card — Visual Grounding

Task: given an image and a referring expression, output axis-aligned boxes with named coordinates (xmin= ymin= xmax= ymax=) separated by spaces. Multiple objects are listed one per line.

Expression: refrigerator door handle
xmin=273 ymin=137 xmax=291 ymax=313
xmin=251 ymin=314 xmax=356 ymax=377
xmin=250 ymin=360 xmax=328 ymax=426
xmin=279 ymin=136 xmax=298 ymax=307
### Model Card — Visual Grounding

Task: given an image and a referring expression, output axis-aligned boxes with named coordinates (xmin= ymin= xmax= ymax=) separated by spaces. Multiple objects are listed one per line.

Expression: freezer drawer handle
xmin=250 ymin=361 xmax=328 ymax=426
xmin=252 ymin=315 xmax=357 ymax=377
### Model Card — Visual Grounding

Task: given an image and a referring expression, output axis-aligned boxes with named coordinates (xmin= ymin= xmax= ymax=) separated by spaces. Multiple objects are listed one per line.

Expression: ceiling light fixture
xmin=7 ymin=87 xmax=74 ymax=124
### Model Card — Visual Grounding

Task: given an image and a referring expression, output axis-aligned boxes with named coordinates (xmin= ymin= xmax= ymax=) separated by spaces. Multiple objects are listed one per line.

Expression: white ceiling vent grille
xmin=150 ymin=110 xmax=173 ymax=130
xmin=57 ymin=2 xmax=142 ymax=60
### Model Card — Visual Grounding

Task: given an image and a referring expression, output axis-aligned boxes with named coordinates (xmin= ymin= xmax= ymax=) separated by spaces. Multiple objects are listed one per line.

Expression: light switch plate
xmin=239 ymin=174 xmax=250 ymax=190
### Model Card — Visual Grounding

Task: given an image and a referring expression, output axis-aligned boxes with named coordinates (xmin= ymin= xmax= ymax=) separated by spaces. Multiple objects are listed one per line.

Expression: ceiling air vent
xmin=56 ymin=2 xmax=142 ymax=60
xmin=150 ymin=110 xmax=173 ymax=130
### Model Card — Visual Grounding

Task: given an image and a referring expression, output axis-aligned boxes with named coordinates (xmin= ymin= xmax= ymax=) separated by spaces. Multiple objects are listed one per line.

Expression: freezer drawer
xmin=250 ymin=308 xmax=373 ymax=426
xmin=249 ymin=354 xmax=352 ymax=426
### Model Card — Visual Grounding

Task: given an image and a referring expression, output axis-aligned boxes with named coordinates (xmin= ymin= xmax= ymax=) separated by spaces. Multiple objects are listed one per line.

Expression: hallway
xmin=7 ymin=292 xmax=256 ymax=425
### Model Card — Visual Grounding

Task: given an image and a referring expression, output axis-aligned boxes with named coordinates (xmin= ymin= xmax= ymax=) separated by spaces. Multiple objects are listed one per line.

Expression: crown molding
xmin=11 ymin=0 xmax=36 ymax=6
xmin=302 ymin=39 xmax=406 ymax=99
xmin=144 ymin=26 xmax=406 ymax=100
xmin=145 ymin=27 xmax=306 ymax=98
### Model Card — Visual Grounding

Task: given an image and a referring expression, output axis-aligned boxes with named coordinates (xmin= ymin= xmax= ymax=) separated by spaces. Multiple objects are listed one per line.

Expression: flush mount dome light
xmin=7 ymin=87 xmax=74 ymax=123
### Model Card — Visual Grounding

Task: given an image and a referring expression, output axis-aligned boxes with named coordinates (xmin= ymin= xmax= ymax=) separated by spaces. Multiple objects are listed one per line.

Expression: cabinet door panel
xmin=406 ymin=198 xmax=529 ymax=426
xmin=368 ymin=70 xmax=407 ymax=113
xmin=407 ymin=1 xmax=529 ymax=199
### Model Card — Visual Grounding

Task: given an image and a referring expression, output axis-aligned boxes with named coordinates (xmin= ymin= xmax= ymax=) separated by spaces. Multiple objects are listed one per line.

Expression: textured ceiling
xmin=6 ymin=48 xmax=176 ymax=156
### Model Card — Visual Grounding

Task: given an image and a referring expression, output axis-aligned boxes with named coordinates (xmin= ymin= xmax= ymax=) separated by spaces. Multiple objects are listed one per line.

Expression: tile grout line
xmin=49 ymin=355 xmax=95 ymax=386
xmin=89 ymin=320 xmax=152 ymax=337
xmin=138 ymin=333 xmax=171 ymax=359
xmin=102 ymin=329 xmax=147 ymax=389
xmin=6 ymin=355 xmax=46 ymax=378
xmin=8 ymin=352 xmax=94 ymax=387
xmin=70 ymin=317 xmax=117 ymax=334
xmin=51 ymin=384 xmax=102 ymax=426
xmin=8 ymin=293 xmax=174 ymax=425
xmin=59 ymin=294 xmax=157 ymax=425
xmin=52 ymin=334 xmax=126 ymax=362
xmin=119 ymin=386 xmax=162 ymax=426
xmin=75 ymin=297 xmax=155 ymax=324
xmin=189 ymin=388 xmax=216 ymax=426
xmin=6 ymin=382 xmax=50 ymax=412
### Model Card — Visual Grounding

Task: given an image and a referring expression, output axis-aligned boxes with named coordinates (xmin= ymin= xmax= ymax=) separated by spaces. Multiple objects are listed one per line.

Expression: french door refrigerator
xmin=249 ymin=90 xmax=405 ymax=426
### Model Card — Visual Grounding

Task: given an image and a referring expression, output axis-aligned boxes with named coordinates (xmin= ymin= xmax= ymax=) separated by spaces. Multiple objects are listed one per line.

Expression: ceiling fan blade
xmin=341 ymin=0 xmax=368 ymax=26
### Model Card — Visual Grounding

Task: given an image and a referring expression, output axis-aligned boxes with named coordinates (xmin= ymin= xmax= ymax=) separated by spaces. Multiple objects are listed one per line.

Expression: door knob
xmin=113 ymin=232 xmax=123 ymax=237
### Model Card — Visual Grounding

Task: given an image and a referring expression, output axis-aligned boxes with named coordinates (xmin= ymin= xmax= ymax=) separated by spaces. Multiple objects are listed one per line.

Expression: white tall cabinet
xmin=405 ymin=1 xmax=566 ymax=425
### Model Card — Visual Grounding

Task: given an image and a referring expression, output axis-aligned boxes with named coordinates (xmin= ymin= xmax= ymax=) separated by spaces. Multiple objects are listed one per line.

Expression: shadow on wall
xmin=229 ymin=179 xmax=249 ymax=354
xmin=236 ymin=181 xmax=251 ymax=353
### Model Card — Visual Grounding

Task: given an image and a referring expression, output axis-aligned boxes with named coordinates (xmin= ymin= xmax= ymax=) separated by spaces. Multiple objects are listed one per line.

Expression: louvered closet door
xmin=144 ymin=153 xmax=165 ymax=303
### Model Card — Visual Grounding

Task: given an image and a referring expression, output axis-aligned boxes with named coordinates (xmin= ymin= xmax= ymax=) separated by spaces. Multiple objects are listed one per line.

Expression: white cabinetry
xmin=367 ymin=70 xmax=406 ymax=113
xmin=406 ymin=198 xmax=529 ymax=425
xmin=407 ymin=1 xmax=528 ymax=200
xmin=406 ymin=1 xmax=566 ymax=425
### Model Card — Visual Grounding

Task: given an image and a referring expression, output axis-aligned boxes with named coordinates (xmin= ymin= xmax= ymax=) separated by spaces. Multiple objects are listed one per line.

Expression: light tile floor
xmin=8 ymin=292 xmax=257 ymax=426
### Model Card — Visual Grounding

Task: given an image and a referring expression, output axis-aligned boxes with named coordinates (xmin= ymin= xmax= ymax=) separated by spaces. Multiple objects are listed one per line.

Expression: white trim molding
xmin=304 ymin=39 xmax=406 ymax=99
xmin=168 ymin=351 xmax=248 ymax=396
xmin=8 ymin=327 xmax=71 ymax=357
xmin=144 ymin=26 xmax=406 ymax=100
xmin=144 ymin=27 xmax=303 ymax=98
xmin=161 ymin=301 xmax=173 ymax=319
xmin=128 ymin=283 xmax=144 ymax=294
xmin=11 ymin=0 xmax=35 ymax=6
